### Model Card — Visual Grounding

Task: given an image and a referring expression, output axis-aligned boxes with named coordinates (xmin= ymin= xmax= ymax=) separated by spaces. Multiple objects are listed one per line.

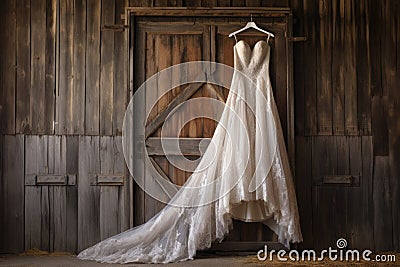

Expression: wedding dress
xmin=77 ymin=40 xmax=303 ymax=263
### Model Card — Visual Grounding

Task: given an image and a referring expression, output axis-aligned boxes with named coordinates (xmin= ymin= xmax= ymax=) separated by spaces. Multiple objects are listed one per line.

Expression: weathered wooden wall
xmin=0 ymin=0 xmax=399 ymax=254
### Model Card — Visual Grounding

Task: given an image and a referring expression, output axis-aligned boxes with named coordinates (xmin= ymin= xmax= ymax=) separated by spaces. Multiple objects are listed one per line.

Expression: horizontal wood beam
xmin=146 ymin=137 xmax=211 ymax=156
xmin=124 ymin=7 xmax=291 ymax=22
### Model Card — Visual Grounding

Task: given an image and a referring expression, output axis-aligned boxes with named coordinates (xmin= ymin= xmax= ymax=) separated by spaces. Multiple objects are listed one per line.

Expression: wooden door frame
xmin=122 ymin=7 xmax=295 ymax=231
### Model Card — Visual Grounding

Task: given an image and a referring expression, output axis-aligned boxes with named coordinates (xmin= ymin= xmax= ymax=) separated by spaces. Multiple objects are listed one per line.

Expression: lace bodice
xmin=234 ymin=40 xmax=270 ymax=79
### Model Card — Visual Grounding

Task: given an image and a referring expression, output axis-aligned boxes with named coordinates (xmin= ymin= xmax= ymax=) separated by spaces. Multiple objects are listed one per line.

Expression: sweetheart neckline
xmin=234 ymin=40 xmax=270 ymax=51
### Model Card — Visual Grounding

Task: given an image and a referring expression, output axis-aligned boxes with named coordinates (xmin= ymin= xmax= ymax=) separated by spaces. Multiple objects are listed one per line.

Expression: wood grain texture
xmin=292 ymin=0 xmax=305 ymax=136
xmin=303 ymin=0 xmax=317 ymax=135
xmin=331 ymin=0 xmax=345 ymax=135
xmin=44 ymin=0 xmax=57 ymax=134
xmin=57 ymin=0 xmax=75 ymax=134
xmin=294 ymin=136 xmax=313 ymax=249
xmin=16 ymin=0 xmax=31 ymax=133
xmin=316 ymin=0 xmax=332 ymax=135
xmin=65 ymin=136 xmax=79 ymax=252
xmin=0 ymin=135 xmax=24 ymax=253
xmin=0 ymin=1 xmax=16 ymax=134
xmin=72 ymin=0 xmax=87 ymax=134
xmin=355 ymin=0 xmax=371 ymax=135
xmin=373 ymin=156 xmax=393 ymax=252
xmin=343 ymin=0 xmax=357 ymax=135
xmin=113 ymin=0 xmax=129 ymax=136
xmin=85 ymin=0 xmax=101 ymax=135
xmin=100 ymin=0 xmax=115 ymax=136
xmin=31 ymin=0 xmax=46 ymax=134
xmin=78 ymin=136 xmax=101 ymax=251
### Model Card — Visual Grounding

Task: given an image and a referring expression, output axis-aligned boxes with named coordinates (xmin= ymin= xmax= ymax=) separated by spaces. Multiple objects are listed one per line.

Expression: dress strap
xmin=234 ymin=34 xmax=237 ymax=43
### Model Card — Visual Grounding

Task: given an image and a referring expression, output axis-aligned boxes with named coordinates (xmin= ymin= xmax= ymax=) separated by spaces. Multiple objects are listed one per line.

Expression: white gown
xmin=77 ymin=40 xmax=303 ymax=263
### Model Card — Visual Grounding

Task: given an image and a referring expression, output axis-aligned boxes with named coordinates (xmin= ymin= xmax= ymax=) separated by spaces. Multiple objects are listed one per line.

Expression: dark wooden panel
xmin=316 ymin=0 xmax=332 ymax=135
xmin=343 ymin=0 xmax=357 ymax=135
xmin=294 ymin=136 xmax=312 ymax=248
xmin=0 ymin=1 xmax=16 ymax=134
xmin=312 ymin=136 xmax=345 ymax=250
xmin=292 ymin=0 xmax=305 ymax=136
xmin=373 ymin=156 xmax=393 ymax=252
xmin=389 ymin=1 xmax=400 ymax=250
xmin=355 ymin=0 xmax=371 ymax=135
xmin=303 ymin=0 xmax=317 ymax=136
xmin=16 ymin=0 xmax=31 ymax=133
xmin=358 ymin=136 xmax=374 ymax=249
xmin=0 ymin=135 xmax=24 ymax=253
xmin=66 ymin=136 xmax=79 ymax=252
xmin=331 ymin=0 xmax=344 ymax=135
xmin=346 ymin=137 xmax=365 ymax=249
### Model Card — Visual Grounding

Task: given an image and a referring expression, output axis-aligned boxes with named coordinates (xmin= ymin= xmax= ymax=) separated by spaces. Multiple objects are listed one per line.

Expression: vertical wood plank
xmin=86 ymin=0 xmax=101 ymax=135
xmin=316 ymin=0 xmax=332 ymax=135
xmin=389 ymin=1 xmax=400 ymax=250
xmin=100 ymin=0 xmax=115 ymax=136
xmin=292 ymin=0 xmax=305 ymax=136
xmin=357 ymin=136 xmax=374 ymax=249
xmin=45 ymin=0 xmax=57 ymax=134
xmin=40 ymin=185 xmax=50 ymax=251
xmin=129 ymin=0 xmax=153 ymax=6
xmin=373 ymin=156 xmax=393 ymax=252
xmin=343 ymin=0 xmax=358 ymax=135
xmin=99 ymin=137 xmax=120 ymax=239
xmin=1 ymin=135 xmax=24 ymax=253
xmin=0 ymin=1 xmax=16 ymax=134
xmin=25 ymin=136 xmax=48 ymax=251
xmin=355 ymin=0 xmax=371 ymax=135
xmin=66 ymin=136 xmax=79 ymax=252
xmin=231 ymin=0 xmax=245 ymax=6
xmin=78 ymin=136 xmax=101 ymax=251
xmin=16 ymin=0 xmax=31 ymax=133
xmin=31 ymin=0 xmax=46 ymax=134
xmin=245 ymin=0 xmax=261 ymax=6
xmin=295 ymin=136 xmax=313 ymax=248
xmin=331 ymin=0 xmax=344 ymax=135
xmin=346 ymin=137 xmax=365 ymax=249
xmin=113 ymin=0 xmax=128 ymax=136
xmin=303 ymin=0 xmax=317 ymax=135
xmin=217 ymin=0 xmax=231 ymax=6
xmin=57 ymin=0 xmax=75 ymax=134
xmin=51 ymin=136 xmax=68 ymax=252
xmin=115 ymin=136 xmax=129 ymax=231
xmin=72 ymin=0 xmax=87 ymax=134
xmin=273 ymin=28 xmax=288 ymax=139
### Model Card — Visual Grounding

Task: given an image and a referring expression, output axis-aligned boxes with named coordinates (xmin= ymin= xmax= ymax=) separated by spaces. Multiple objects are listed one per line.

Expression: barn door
xmin=131 ymin=11 xmax=293 ymax=248
xmin=133 ymin=18 xmax=217 ymax=224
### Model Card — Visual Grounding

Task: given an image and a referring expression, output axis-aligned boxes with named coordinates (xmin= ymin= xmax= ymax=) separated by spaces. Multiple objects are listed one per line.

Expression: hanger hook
xmin=250 ymin=14 xmax=253 ymax=22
